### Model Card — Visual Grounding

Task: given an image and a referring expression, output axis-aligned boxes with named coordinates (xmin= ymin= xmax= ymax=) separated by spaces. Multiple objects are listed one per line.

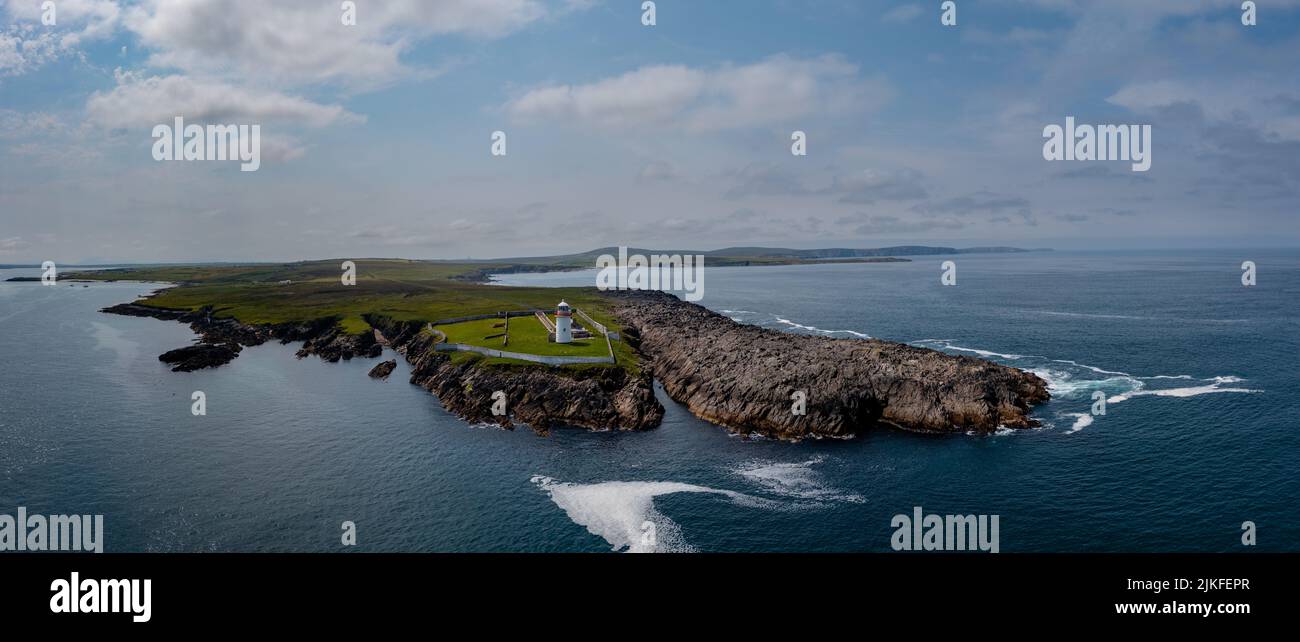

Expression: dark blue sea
xmin=1 ymin=249 xmax=1297 ymax=552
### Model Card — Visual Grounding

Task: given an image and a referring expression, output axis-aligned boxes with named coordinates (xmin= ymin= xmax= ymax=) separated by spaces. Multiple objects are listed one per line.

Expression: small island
xmin=24 ymin=246 xmax=1050 ymax=440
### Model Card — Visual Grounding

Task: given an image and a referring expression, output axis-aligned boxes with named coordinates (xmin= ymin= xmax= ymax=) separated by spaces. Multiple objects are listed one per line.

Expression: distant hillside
xmin=483 ymin=245 xmax=1043 ymax=266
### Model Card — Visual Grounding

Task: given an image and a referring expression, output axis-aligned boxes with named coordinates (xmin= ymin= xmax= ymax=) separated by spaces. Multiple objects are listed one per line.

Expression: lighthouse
xmin=554 ymin=301 xmax=574 ymax=344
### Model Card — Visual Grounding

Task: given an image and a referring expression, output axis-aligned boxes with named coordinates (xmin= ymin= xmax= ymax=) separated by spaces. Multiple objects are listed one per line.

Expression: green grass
xmin=439 ymin=318 xmax=509 ymax=346
xmin=339 ymin=315 xmax=372 ymax=335
xmin=438 ymin=315 xmax=610 ymax=358
xmin=69 ymin=259 xmax=639 ymax=371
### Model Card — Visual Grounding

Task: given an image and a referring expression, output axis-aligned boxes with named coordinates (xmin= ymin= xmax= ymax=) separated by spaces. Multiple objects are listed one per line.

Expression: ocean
xmin=1 ymin=249 xmax=1297 ymax=552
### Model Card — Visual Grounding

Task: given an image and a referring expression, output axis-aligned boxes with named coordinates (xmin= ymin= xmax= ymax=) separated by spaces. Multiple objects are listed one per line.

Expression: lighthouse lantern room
xmin=554 ymin=301 xmax=574 ymax=344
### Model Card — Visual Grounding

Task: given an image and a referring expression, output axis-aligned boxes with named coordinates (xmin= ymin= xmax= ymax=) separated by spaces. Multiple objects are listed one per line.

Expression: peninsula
xmin=17 ymin=247 xmax=1050 ymax=439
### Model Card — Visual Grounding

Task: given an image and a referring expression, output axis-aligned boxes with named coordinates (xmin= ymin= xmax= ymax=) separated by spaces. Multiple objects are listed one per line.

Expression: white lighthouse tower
xmin=554 ymin=301 xmax=574 ymax=344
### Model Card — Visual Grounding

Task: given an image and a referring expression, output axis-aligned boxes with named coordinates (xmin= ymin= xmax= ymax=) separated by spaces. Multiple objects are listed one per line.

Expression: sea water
xmin=1 ymin=249 xmax=1296 ymax=552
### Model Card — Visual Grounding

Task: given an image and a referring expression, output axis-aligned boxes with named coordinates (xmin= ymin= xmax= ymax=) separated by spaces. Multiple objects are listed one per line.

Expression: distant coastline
xmin=1 ymin=245 xmax=1044 ymax=277
xmin=0 ymin=247 xmax=1052 ymax=440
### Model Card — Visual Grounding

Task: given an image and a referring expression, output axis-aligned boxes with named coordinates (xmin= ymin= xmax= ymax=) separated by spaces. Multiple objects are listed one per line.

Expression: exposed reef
xmin=368 ymin=359 xmax=398 ymax=380
xmin=609 ymin=290 xmax=1049 ymax=439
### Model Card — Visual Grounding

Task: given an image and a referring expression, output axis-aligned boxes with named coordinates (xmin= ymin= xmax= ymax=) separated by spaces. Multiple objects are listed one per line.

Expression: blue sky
xmin=2 ymin=0 xmax=1299 ymax=263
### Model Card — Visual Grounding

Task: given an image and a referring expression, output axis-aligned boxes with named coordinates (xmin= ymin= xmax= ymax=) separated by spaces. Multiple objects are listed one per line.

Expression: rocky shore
xmin=102 ymin=303 xmax=662 ymax=434
xmin=102 ymin=303 xmax=383 ymax=370
xmin=609 ymin=290 xmax=1049 ymax=438
xmin=368 ymin=359 xmax=397 ymax=380
xmin=103 ymin=292 xmax=1048 ymax=439
xmin=366 ymin=317 xmax=662 ymax=434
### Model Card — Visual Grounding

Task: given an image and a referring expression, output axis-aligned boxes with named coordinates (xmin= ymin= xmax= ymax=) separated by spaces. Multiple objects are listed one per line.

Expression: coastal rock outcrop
xmin=104 ymin=293 xmax=1047 ymax=440
xmin=102 ymin=301 xmax=665 ymax=434
xmin=368 ymin=359 xmax=397 ymax=380
xmin=102 ymin=303 xmax=382 ymax=369
xmin=159 ymin=344 xmax=242 ymax=372
xmin=371 ymin=317 xmax=663 ymax=434
xmin=610 ymin=290 xmax=1049 ymax=439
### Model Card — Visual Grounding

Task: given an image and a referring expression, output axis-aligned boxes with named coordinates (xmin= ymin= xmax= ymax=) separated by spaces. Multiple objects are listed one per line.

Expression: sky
xmin=1 ymin=0 xmax=1298 ymax=263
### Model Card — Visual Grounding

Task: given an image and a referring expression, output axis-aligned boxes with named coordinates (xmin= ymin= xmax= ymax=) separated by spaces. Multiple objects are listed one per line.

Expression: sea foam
xmin=733 ymin=456 xmax=866 ymax=504
xmin=531 ymin=476 xmax=777 ymax=553
xmin=909 ymin=338 xmax=1260 ymax=434
xmin=773 ymin=317 xmax=871 ymax=338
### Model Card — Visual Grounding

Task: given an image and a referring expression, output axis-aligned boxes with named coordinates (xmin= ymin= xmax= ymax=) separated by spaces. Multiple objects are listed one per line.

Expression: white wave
xmin=912 ymin=340 xmax=1026 ymax=360
xmin=1031 ymin=369 xmax=1143 ymax=399
xmin=915 ymin=339 xmax=1262 ymax=433
xmin=772 ymin=317 xmax=871 ymax=339
xmin=531 ymin=476 xmax=776 ymax=553
xmin=720 ymin=309 xmax=756 ymax=315
xmin=1050 ymin=359 xmax=1131 ymax=377
xmin=972 ymin=425 xmax=1020 ymax=436
xmin=1108 ymin=379 xmax=1260 ymax=404
xmin=733 ymin=456 xmax=865 ymax=504
xmin=1063 ymin=413 xmax=1094 ymax=434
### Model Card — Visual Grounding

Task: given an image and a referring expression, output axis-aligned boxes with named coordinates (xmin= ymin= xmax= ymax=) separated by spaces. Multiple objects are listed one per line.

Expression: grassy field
xmin=68 ymin=259 xmax=637 ymax=371
xmin=438 ymin=315 xmax=611 ymax=359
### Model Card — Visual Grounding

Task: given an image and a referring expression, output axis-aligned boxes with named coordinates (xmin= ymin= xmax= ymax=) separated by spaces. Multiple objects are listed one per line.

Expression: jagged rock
xmin=368 ymin=359 xmax=397 ymax=380
xmin=106 ymin=292 xmax=1048 ymax=439
xmin=405 ymin=351 xmax=662 ymax=434
xmin=158 ymin=344 xmax=241 ymax=372
xmin=610 ymin=290 xmax=1049 ymax=439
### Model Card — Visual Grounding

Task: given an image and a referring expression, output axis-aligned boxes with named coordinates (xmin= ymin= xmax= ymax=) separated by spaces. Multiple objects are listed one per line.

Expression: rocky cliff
xmin=102 ymin=303 xmax=381 ymax=370
xmin=368 ymin=317 xmax=662 ymax=434
xmin=104 ymin=292 xmax=1048 ymax=439
xmin=103 ymin=303 xmax=663 ymax=434
xmin=609 ymin=290 xmax=1049 ymax=438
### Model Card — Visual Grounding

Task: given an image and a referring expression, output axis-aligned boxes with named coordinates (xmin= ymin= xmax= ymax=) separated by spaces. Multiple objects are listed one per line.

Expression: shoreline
xmin=98 ymin=284 xmax=1050 ymax=440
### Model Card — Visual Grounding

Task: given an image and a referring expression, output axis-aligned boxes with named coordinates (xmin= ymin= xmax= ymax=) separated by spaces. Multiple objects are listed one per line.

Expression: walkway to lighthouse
xmin=534 ymin=309 xmax=592 ymax=339
xmin=534 ymin=310 xmax=556 ymax=333
xmin=425 ymin=308 xmax=617 ymax=366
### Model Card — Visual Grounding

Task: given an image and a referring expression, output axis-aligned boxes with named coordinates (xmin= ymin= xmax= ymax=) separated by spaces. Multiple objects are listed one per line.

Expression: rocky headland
xmin=608 ymin=290 xmax=1049 ymax=438
xmin=103 ymin=291 xmax=1048 ymax=439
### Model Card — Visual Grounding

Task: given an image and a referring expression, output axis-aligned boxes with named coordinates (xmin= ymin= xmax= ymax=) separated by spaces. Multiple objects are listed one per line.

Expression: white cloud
xmin=508 ymin=65 xmax=707 ymax=128
xmin=1108 ymin=80 xmax=1300 ymax=142
xmin=85 ymin=69 xmax=363 ymax=129
xmin=121 ymin=0 xmax=578 ymax=88
xmin=0 ymin=109 xmax=65 ymax=138
xmin=506 ymin=55 xmax=892 ymax=132
xmin=0 ymin=0 xmax=121 ymax=75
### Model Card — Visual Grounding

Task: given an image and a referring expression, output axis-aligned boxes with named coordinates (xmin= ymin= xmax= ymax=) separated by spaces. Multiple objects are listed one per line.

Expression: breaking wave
xmin=910 ymin=339 xmax=1260 ymax=434
xmin=732 ymin=456 xmax=865 ymax=504
xmin=1107 ymin=376 xmax=1260 ymax=404
xmin=531 ymin=476 xmax=778 ymax=553
xmin=773 ymin=317 xmax=871 ymax=338
xmin=724 ymin=309 xmax=871 ymax=338
xmin=1063 ymin=413 xmax=1094 ymax=434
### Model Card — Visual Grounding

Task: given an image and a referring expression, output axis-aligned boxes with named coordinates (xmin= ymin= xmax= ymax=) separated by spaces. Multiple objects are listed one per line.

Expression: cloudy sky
xmin=1 ymin=0 xmax=1298 ymax=263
